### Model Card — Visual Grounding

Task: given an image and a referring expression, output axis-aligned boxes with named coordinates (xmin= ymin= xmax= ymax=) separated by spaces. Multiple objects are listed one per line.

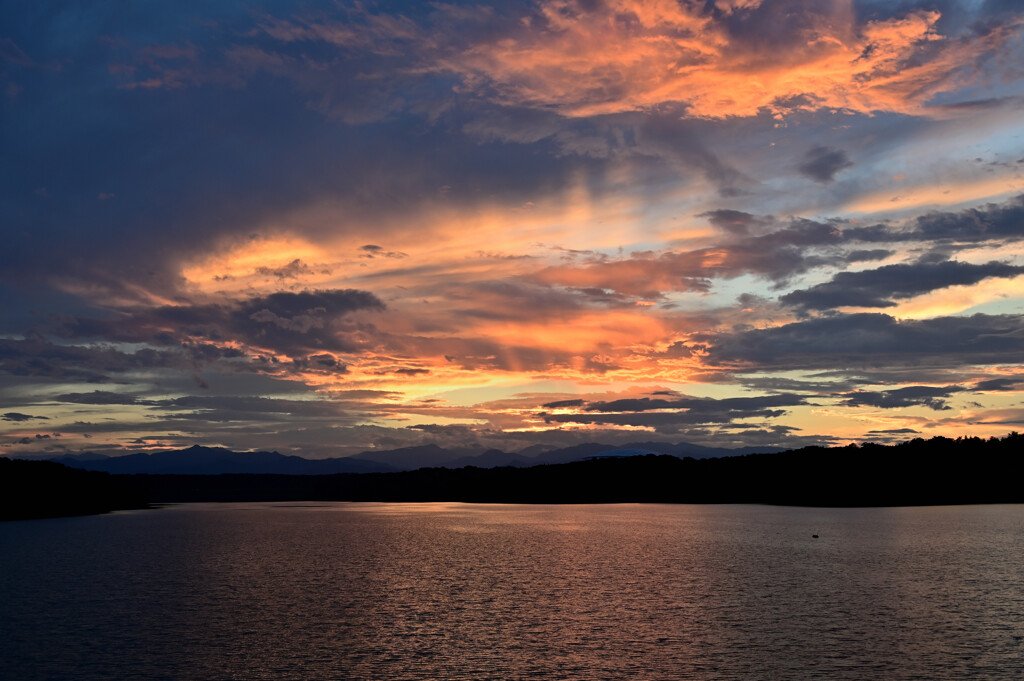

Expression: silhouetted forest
xmin=129 ymin=432 xmax=1024 ymax=507
xmin=4 ymin=433 xmax=1023 ymax=520
xmin=0 ymin=458 xmax=148 ymax=521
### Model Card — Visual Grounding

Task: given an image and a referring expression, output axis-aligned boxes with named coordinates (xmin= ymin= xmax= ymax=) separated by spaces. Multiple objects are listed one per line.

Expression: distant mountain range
xmin=44 ymin=441 xmax=785 ymax=475
xmin=47 ymin=446 xmax=395 ymax=475
xmin=7 ymin=434 xmax=1023 ymax=520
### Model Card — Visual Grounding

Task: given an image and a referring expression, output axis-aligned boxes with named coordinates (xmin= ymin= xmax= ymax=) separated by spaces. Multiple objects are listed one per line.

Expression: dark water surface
xmin=2 ymin=503 xmax=1022 ymax=680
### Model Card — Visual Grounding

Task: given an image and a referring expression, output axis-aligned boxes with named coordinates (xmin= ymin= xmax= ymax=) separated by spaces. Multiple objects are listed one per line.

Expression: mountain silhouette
xmin=128 ymin=433 xmax=1024 ymax=507
xmin=49 ymin=445 xmax=395 ymax=475
xmin=7 ymin=433 xmax=1024 ymax=520
xmin=348 ymin=444 xmax=482 ymax=469
xmin=48 ymin=441 xmax=783 ymax=475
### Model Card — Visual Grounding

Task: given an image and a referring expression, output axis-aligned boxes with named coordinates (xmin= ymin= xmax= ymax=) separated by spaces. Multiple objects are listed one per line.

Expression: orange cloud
xmin=533 ymin=253 xmax=708 ymax=297
xmin=851 ymin=276 xmax=1024 ymax=320
xmin=182 ymin=235 xmax=329 ymax=291
xmin=844 ymin=174 xmax=1024 ymax=216
xmin=444 ymin=0 xmax=1022 ymax=118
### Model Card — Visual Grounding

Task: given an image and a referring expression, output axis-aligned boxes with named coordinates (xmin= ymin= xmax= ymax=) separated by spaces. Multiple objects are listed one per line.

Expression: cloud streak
xmin=781 ymin=259 xmax=1024 ymax=310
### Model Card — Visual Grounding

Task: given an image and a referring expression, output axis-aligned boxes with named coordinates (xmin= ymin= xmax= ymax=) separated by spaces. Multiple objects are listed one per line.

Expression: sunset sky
xmin=3 ymin=0 xmax=1024 ymax=459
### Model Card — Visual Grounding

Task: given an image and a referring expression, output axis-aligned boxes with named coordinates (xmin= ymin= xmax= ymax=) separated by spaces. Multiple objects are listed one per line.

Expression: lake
xmin=1 ymin=503 xmax=1022 ymax=680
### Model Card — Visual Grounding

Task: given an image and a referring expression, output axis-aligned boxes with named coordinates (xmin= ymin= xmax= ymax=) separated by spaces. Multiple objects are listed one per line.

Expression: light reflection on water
xmin=1 ymin=503 xmax=1022 ymax=680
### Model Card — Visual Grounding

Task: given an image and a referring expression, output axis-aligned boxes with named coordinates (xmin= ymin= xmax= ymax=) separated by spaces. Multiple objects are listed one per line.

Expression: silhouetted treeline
xmin=131 ymin=433 xmax=1024 ymax=507
xmin=0 ymin=458 xmax=148 ymax=521
xmin=4 ymin=434 xmax=1021 ymax=519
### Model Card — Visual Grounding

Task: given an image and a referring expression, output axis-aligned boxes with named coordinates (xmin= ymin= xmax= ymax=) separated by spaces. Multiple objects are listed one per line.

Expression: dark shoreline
xmin=0 ymin=459 xmax=148 ymax=521
xmin=5 ymin=434 xmax=1022 ymax=520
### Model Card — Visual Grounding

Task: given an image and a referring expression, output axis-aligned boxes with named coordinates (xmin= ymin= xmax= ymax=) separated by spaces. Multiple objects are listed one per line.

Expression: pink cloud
xmin=441 ymin=0 xmax=1022 ymax=118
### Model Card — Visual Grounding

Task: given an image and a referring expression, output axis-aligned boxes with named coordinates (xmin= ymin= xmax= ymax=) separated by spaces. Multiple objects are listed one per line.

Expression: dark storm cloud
xmin=42 ymin=395 xmax=376 ymax=436
xmin=254 ymin=259 xmax=318 ymax=279
xmin=781 ymin=259 xmax=1024 ymax=311
xmin=392 ymin=368 xmax=430 ymax=376
xmin=539 ymin=408 xmax=792 ymax=433
xmin=582 ymin=394 xmax=808 ymax=414
xmin=0 ymin=337 xmax=181 ymax=382
xmin=537 ymin=393 xmax=808 ymax=433
xmin=360 ymin=245 xmax=407 ymax=260
xmin=797 ymin=146 xmax=853 ymax=183
xmin=381 ymin=420 xmax=830 ymax=457
xmin=699 ymin=313 xmax=1024 ymax=369
xmin=845 ymin=249 xmax=893 ymax=263
xmin=729 ymin=219 xmax=850 ymax=277
xmin=974 ymin=377 xmax=1022 ymax=391
xmin=56 ymin=289 xmax=385 ymax=359
xmin=370 ymin=366 xmax=430 ymax=377
xmin=155 ymin=395 xmax=354 ymax=421
xmin=736 ymin=375 xmax=862 ymax=394
xmin=55 ymin=391 xmax=144 ymax=406
xmin=839 ymin=385 xmax=965 ymax=411
xmin=11 ymin=434 xmax=58 ymax=445
xmin=680 ymin=197 xmax=1024 ymax=268
xmin=699 ymin=209 xmax=776 ymax=236
xmin=844 ymin=194 xmax=1024 ymax=245
xmin=239 ymin=289 xmax=383 ymax=337
xmin=0 ymin=322 xmax=358 ymax=388
xmin=541 ymin=399 xmax=586 ymax=409
xmin=808 ymin=366 xmax=994 ymax=388
xmin=912 ymin=194 xmax=1024 ymax=243
xmin=405 ymin=423 xmax=481 ymax=437
xmin=458 ymin=97 xmax=751 ymax=196
xmin=0 ymin=1 xmax=592 ymax=306
xmin=2 ymin=412 xmax=49 ymax=422
xmin=290 ymin=353 xmax=349 ymax=374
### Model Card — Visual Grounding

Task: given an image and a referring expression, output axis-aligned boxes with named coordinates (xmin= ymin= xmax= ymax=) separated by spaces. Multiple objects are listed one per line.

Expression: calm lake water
xmin=1 ymin=503 xmax=1022 ymax=680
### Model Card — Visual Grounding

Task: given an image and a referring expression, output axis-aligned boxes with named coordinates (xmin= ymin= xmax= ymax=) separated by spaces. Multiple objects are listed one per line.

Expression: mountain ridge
xmin=41 ymin=441 xmax=786 ymax=475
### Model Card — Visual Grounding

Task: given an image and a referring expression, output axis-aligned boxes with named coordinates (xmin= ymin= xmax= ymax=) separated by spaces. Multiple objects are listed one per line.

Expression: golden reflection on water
xmin=1 ymin=503 xmax=1022 ymax=680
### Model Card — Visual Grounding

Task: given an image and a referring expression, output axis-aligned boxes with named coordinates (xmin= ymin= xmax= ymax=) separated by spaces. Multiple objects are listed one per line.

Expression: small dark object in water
xmin=812 ymin=534 xmax=819 ymax=538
